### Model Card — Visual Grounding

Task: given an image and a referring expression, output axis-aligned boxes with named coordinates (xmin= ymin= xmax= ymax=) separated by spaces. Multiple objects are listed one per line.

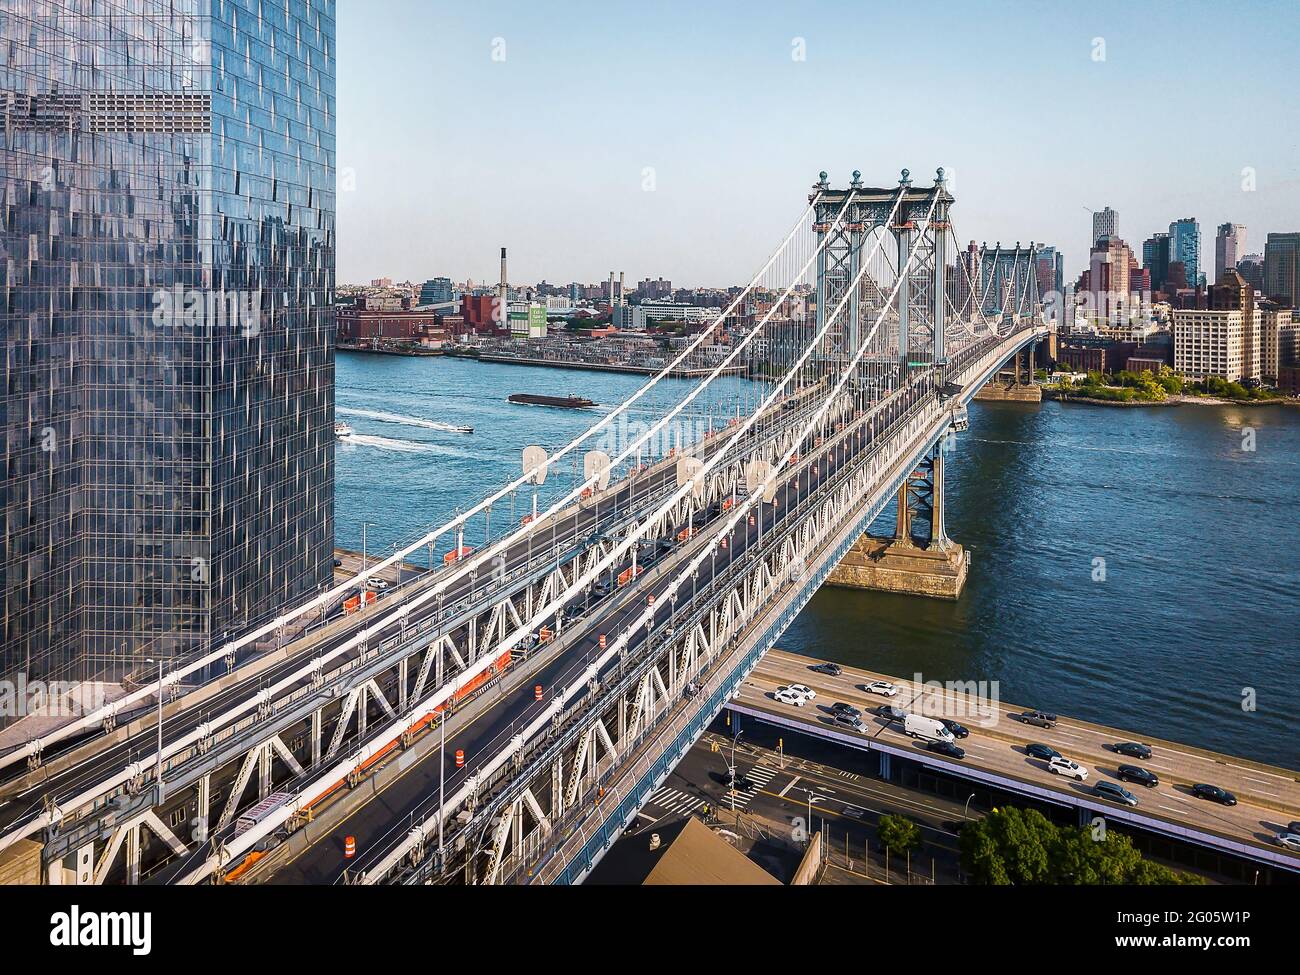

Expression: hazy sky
xmin=337 ymin=0 xmax=1300 ymax=287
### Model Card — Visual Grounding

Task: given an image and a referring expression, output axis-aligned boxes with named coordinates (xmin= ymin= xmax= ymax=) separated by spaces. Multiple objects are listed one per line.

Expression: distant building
xmin=1264 ymin=232 xmax=1300 ymax=305
xmin=1169 ymin=218 xmax=1201 ymax=290
xmin=419 ymin=277 xmax=455 ymax=306
xmin=1092 ymin=207 xmax=1118 ymax=244
xmin=1143 ymin=233 xmax=1171 ymax=294
xmin=1236 ymin=253 xmax=1265 ymax=292
xmin=1214 ymin=224 xmax=1246 ymax=284
xmin=508 ymin=301 xmax=548 ymax=340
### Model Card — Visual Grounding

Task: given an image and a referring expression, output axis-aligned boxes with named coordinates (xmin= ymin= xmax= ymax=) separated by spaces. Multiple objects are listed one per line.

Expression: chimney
xmin=498 ymin=247 xmax=508 ymax=326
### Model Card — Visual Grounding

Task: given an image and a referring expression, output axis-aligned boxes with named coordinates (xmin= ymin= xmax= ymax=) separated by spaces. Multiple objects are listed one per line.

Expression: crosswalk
xmin=729 ymin=764 xmax=779 ymax=809
xmin=647 ymin=787 xmax=705 ymax=817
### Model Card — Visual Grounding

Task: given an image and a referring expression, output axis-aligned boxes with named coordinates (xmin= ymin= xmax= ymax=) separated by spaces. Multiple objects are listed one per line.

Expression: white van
xmin=903 ymin=714 xmax=954 ymax=744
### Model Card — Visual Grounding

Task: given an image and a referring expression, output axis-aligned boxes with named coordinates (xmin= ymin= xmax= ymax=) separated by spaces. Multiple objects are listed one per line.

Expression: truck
xmin=903 ymin=713 xmax=954 ymax=744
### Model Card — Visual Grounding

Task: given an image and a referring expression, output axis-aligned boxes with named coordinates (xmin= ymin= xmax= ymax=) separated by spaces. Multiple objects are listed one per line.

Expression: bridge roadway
xmin=731 ymin=651 xmax=1300 ymax=872
xmin=244 ymin=384 xmax=915 ymax=883
xmin=245 ymin=379 xmax=913 ymax=882
xmin=0 ymin=392 xmax=820 ymax=850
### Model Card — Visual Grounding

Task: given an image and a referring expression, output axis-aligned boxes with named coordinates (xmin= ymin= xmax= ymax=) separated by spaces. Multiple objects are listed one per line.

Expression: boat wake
xmin=342 ymin=433 xmax=441 ymax=454
xmin=338 ymin=406 xmax=472 ymax=433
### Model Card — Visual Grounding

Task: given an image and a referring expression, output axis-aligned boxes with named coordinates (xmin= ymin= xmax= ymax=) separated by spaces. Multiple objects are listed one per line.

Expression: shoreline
xmin=1044 ymin=389 xmax=1300 ymax=409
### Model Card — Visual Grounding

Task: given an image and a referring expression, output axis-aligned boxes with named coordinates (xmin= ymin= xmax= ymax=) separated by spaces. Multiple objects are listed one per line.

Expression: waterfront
xmin=335 ymin=353 xmax=1300 ymax=767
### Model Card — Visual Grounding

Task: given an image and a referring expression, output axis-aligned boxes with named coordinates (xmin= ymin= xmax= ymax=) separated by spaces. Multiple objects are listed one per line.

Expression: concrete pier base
xmin=826 ymin=536 xmax=969 ymax=600
xmin=972 ymin=381 xmax=1041 ymax=403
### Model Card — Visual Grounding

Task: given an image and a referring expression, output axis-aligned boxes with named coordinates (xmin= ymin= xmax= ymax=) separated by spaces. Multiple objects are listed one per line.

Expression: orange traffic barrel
xmin=455 ymin=749 xmax=465 ymax=768
xmin=534 ymin=684 xmax=543 ymax=701
xmin=344 ymin=835 xmax=356 ymax=859
xmin=599 ymin=634 xmax=606 ymax=649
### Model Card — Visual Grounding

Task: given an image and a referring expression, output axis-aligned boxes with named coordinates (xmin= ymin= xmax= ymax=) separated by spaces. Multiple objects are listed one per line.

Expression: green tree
xmin=960 ymin=807 xmax=1205 ymax=885
xmin=877 ymin=814 xmax=922 ymax=855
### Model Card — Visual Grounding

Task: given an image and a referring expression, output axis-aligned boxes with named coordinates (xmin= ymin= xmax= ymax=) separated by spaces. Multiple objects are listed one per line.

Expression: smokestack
xmin=498 ymin=247 xmax=508 ymax=327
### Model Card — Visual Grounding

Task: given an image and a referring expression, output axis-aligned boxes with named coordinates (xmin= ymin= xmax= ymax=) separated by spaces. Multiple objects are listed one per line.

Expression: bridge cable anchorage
xmin=0 ymin=196 xmax=829 ymax=791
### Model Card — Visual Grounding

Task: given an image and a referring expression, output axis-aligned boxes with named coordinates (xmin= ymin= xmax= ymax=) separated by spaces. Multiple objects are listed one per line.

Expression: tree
xmin=877 ymin=814 xmax=922 ymax=855
xmin=959 ymin=806 xmax=1205 ymax=885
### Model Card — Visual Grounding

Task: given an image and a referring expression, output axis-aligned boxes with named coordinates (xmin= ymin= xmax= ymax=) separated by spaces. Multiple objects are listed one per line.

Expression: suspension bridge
xmin=0 ymin=169 xmax=1054 ymax=885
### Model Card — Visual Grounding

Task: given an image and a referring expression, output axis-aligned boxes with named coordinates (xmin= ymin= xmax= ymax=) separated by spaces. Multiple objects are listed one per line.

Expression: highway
xmin=735 ymin=651 xmax=1300 ymax=865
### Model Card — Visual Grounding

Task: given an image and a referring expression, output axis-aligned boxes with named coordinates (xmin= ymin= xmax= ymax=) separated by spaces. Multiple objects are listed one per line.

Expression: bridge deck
xmin=732 ymin=650 xmax=1300 ymax=870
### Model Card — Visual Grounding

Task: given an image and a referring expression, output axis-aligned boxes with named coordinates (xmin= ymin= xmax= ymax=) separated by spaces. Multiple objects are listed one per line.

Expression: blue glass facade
xmin=1169 ymin=218 xmax=1201 ymax=290
xmin=1 ymin=1 xmax=336 ymax=688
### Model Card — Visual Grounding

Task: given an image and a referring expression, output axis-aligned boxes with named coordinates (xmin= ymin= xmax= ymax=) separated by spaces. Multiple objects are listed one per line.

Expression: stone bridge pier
xmin=826 ymin=442 xmax=969 ymax=599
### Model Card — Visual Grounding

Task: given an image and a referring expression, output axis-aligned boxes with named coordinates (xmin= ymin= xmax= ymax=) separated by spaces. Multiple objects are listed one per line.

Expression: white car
xmin=1048 ymin=756 xmax=1089 ymax=781
xmin=774 ymin=686 xmax=807 ymax=707
xmin=864 ymin=680 xmax=898 ymax=697
xmin=786 ymin=684 xmax=816 ymax=701
xmin=1275 ymin=832 xmax=1300 ymax=852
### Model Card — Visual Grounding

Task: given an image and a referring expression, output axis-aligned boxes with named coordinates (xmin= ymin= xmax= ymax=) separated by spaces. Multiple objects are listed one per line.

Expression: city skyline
xmin=338 ymin=0 xmax=1300 ymax=288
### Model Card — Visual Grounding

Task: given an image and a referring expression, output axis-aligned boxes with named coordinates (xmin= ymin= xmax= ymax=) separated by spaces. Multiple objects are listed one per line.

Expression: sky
xmin=336 ymin=0 xmax=1300 ymax=288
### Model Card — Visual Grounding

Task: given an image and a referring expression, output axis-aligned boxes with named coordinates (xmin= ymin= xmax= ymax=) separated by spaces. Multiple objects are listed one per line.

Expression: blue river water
xmin=335 ymin=352 xmax=1300 ymax=768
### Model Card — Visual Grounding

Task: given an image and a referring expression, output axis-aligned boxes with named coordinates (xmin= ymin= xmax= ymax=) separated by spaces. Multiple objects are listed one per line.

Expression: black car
xmin=939 ymin=718 xmax=970 ymax=739
xmin=1112 ymin=742 xmax=1152 ymax=759
xmin=811 ymin=662 xmax=843 ymax=677
xmin=1016 ymin=710 xmax=1057 ymax=728
xmin=1191 ymin=783 xmax=1237 ymax=806
xmin=1025 ymin=743 xmax=1061 ymax=762
xmin=1117 ymin=765 xmax=1159 ymax=788
xmin=927 ymin=740 xmax=966 ymax=760
xmin=830 ymin=701 xmax=861 ymax=719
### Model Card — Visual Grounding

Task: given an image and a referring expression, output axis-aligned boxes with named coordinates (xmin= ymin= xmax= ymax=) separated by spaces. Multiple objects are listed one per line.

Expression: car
xmin=833 ymin=713 xmax=865 ymax=732
xmin=1025 ymin=743 xmax=1062 ymax=762
xmin=875 ymin=704 xmax=907 ymax=721
xmin=811 ymin=662 xmax=842 ymax=677
xmin=1117 ymin=765 xmax=1159 ymax=788
xmin=864 ymin=680 xmax=899 ymax=697
xmin=927 ymin=740 xmax=966 ymax=760
xmin=1112 ymin=742 xmax=1152 ymax=759
xmin=774 ymin=687 xmax=807 ymax=707
xmin=1191 ymin=784 xmax=1237 ymax=806
xmin=1275 ymin=833 xmax=1300 ymax=853
xmin=1093 ymin=781 xmax=1139 ymax=807
xmin=1015 ymin=710 xmax=1057 ymax=728
xmin=1048 ymin=756 xmax=1089 ymax=781
xmin=787 ymin=684 xmax=816 ymax=701
xmin=829 ymin=702 xmax=861 ymax=719
xmin=939 ymin=718 xmax=970 ymax=739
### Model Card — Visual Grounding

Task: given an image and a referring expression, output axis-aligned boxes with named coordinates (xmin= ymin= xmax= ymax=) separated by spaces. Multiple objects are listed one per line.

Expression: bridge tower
xmin=809 ymin=169 xmax=954 ymax=384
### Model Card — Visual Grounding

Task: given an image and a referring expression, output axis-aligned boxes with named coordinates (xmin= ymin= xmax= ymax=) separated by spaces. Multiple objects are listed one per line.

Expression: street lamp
xmin=728 ymin=730 xmax=744 ymax=812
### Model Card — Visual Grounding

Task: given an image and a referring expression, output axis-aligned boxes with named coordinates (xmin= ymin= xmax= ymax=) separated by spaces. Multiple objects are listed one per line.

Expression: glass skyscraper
xmin=1169 ymin=218 xmax=1201 ymax=290
xmin=1 ymin=1 xmax=336 ymax=691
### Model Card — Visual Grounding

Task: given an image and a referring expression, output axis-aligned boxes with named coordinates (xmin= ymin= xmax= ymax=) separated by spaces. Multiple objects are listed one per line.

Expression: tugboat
xmin=508 ymin=393 xmax=597 ymax=409
xmin=334 ymin=420 xmax=354 ymax=439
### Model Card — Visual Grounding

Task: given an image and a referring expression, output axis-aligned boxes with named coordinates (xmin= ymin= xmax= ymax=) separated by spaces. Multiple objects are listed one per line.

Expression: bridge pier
xmin=972 ymin=346 xmax=1041 ymax=402
xmin=825 ymin=444 xmax=969 ymax=599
